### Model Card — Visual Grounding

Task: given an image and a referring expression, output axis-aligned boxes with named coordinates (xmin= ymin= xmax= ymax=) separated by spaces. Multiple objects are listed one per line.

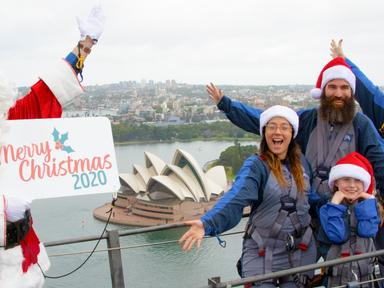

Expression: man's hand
xmin=206 ymin=82 xmax=224 ymax=105
xmin=330 ymin=39 xmax=346 ymax=59
xmin=77 ymin=5 xmax=106 ymax=43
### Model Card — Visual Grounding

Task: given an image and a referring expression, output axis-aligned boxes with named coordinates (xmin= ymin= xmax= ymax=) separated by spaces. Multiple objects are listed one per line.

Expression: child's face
xmin=335 ymin=177 xmax=365 ymax=203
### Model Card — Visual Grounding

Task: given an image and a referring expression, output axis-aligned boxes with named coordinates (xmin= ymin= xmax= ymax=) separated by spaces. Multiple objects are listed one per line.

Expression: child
xmin=318 ymin=152 xmax=381 ymax=287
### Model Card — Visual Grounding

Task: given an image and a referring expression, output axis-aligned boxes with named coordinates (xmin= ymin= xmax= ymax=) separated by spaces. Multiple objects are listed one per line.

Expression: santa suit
xmin=0 ymin=59 xmax=83 ymax=288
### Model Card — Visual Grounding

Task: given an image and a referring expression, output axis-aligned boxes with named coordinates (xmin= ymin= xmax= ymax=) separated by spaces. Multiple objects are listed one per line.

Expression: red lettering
xmin=19 ymin=160 xmax=32 ymax=182
xmin=91 ymin=157 xmax=103 ymax=170
xmin=103 ymin=154 xmax=112 ymax=169
xmin=0 ymin=145 xmax=17 ymax=164
xmin=73 ymin=158 xmax=91 ymax=173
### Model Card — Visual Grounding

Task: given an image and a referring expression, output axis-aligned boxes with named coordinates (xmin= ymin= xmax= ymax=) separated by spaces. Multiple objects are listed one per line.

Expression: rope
xmin=37 ymin=205 xmax=114 ymax=279
xmin=46 ymin=230 xmax=245 ymax=258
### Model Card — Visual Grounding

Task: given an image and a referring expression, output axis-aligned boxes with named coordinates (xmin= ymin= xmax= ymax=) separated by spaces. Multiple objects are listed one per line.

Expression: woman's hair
xmin=260 ymin=127 xmax=306 ymax=194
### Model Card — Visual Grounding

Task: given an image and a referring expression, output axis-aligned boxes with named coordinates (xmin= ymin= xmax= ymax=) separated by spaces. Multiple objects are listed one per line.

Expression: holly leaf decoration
xmin=52 ymin=128 xmax=74 ymax=154
xmin=52 ymin=128 xmax=60 ymax=142
xmin=60 ymin=132 xmax=69 ymax=144
xmin=62 ymin=145 xmax=75 ymax=153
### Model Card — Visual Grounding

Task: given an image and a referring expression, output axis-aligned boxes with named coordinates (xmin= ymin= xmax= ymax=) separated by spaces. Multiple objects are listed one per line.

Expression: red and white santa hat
xmin=328 ymin=152 xmax=374 ymax=194
xmin=260 ymin=105 xmax=299 ymax=138
xmin=310 ymin=57 xmax=356 ymax=99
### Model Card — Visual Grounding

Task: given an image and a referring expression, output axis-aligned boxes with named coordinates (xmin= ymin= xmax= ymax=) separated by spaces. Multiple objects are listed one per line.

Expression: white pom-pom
xmin=310 ymin=88 xmax=322 ymax=99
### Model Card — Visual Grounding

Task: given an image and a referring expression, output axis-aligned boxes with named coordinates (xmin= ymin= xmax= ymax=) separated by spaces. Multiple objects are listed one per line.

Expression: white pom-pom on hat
xmin=310 ymin=88 xmax=322 ymax=99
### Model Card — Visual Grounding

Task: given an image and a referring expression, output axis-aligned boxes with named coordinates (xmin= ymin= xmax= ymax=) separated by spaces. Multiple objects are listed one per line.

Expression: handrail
xmin=203 ymin=249 xmax=384 ymax=288
xmin=44 ymin=222 xmax=188 ymax=247
xmin=44 ymin=213 xmax=251 ymax=247
xmin=42 ymin=216 xmax=383 ymax=288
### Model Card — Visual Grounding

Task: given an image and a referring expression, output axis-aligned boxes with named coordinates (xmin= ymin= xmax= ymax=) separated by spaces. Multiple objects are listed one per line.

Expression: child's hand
xmin=356 ymin=192 xmax=374 ymax=201
xmin=331 ymin=190 xmax=345 ymax=205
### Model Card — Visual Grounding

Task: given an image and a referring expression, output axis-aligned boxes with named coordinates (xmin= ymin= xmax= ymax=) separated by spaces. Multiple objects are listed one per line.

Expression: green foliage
xmin=215 ymin=143 xmax=259 ymax=178
xmin=112 ymin=121 xmax=258 ymax=143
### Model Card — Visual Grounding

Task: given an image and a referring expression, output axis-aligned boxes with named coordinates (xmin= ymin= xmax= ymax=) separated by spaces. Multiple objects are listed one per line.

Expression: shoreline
xmin=114 ymin=137 xmax=258 ymax=146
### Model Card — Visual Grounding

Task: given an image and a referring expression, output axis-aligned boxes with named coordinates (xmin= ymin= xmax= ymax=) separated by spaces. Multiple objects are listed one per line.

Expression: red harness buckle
xmin=341 ymin=252 xmax=350 ymax=257
xmin=298 ymin=243 xmax=308 ymax=251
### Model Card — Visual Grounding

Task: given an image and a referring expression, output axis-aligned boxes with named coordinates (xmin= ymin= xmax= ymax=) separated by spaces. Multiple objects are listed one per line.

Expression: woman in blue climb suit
xmin=318 ymin=152 xmax=380 ymax=288
xmin=179 ymin=105 xmax=317 ymax=288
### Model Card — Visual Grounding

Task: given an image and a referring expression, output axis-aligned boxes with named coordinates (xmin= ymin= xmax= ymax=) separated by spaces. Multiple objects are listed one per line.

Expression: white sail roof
xmin=121 ymin=149 xmax=228 ymax=202
xmin=144 ymin=151 xmax=166 ymax=175
xmin=147 ymin=175 xmax=195 ymax=201
xmin=172 ymin=149 xmax=210 ymax=201
xmin=205 ymin=166 xmax=227 ymax=190
xmin=119 ymin=173 xmax=140 ymax=194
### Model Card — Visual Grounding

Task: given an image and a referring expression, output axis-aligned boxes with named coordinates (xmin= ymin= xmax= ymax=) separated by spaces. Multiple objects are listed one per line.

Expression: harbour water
xmin=32 ymin=140 xmax=256 ymax=288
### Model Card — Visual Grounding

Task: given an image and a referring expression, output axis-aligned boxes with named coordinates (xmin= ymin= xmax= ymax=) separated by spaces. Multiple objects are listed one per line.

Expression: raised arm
xmin=7 ymin=6 xmax=105 ymax=120
xmin=208 ymin=83 xmax=263 ymax=135
xmin=356 ymin=113 xmax=384 ymax=197
xmin=330 ymin=39 xmax=384 ymax=137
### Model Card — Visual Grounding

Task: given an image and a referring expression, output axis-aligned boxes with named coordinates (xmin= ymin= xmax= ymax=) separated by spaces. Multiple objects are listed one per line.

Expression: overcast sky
xmin=1 ymin=0 xmax=384 ymax=87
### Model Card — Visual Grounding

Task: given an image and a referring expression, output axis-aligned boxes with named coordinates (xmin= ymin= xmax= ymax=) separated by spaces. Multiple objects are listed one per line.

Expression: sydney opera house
xmin=93 ymin=149 xmax=229 ymax=226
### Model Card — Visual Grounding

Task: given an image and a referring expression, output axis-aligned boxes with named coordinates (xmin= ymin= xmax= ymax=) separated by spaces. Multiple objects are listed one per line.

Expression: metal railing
xmin=44 ymin=222 xmax=188 ymax=288
xmin=204 ymin=250 xmax=384 ymax=287
xmin=44 ymin=220 xmax=384 ymax=288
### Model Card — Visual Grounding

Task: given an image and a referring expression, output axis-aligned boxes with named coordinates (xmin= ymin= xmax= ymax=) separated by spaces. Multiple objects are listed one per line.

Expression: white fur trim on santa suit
xmin=0 ymin=242 xmax=50 ymax=288
xmin=39 ymin=59 xmax=84 ymax=108
xmin=328 ymin=163 xmax=371 ymax=192
xmin=0 ymin=195 xmax=5 ymax=247
xmin=260 ymin=105 xmax=299 ymax=138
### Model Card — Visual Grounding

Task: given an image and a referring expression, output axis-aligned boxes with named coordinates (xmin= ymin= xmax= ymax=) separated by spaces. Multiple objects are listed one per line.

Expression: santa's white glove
xmin=77 ymin=5 xmax=106 ymax=43
xmin=5 ymin=196 xmax=31 ymax=222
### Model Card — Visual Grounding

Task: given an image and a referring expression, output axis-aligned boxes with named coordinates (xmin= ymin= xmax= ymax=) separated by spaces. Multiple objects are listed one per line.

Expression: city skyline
xmin=2 ymin=0 xmax=384 ymax=87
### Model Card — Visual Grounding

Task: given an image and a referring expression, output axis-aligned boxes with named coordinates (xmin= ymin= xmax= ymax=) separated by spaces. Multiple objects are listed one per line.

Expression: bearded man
xmin=0 ymin=6 xmax=104 ymax=288
xmin=206 ymin=56 xmax=384 ymax=204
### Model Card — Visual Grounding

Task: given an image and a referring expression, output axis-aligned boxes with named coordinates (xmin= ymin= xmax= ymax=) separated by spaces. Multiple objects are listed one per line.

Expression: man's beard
xmin=319 ymin=94 xmax=357 ymax=124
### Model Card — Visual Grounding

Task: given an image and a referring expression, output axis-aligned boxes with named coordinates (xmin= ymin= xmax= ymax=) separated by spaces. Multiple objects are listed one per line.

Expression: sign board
xmin=0 ymin=117 xmax=120 ymax=200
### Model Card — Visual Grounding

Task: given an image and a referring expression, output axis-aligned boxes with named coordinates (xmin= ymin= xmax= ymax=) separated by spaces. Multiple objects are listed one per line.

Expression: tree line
xmin=112 ymin=121 xmax=258 ymax=143
xmin=211 ymin=140 xmax=259 ymax=179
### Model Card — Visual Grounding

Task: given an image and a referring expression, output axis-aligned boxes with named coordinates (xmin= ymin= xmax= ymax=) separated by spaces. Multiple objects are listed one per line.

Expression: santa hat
xmin=260 ymin=105 xmax=299 ymax=138
xmin=328 ymin=152 xmax=374 ymax=194
xmin=310 ymin=57 xmax=356 ymax=99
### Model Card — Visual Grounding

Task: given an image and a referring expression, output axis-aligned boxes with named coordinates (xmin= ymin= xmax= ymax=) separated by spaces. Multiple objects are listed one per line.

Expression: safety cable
xmin=47 ymin=230 xmax=245 ymax=258
xmin=37 ymin=205 xmax=114 ymax=279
